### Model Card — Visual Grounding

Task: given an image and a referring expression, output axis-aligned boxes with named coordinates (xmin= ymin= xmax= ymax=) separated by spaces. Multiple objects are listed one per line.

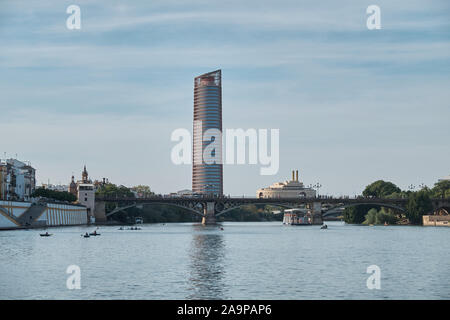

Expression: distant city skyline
xmin=1 ymin=0 xmax=449 ymax=196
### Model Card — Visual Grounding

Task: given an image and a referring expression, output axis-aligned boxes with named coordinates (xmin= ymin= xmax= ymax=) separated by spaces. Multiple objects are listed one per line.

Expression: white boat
xmin=283 ymin=208 xmax=311 ymax=225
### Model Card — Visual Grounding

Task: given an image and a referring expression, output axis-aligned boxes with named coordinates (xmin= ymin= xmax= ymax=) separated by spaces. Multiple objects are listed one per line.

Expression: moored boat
xmin=283 ymin=208 xmax=311 ymax=225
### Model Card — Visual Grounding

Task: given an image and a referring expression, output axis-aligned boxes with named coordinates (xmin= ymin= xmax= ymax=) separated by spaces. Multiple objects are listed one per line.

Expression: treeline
xmin=111 ymin=204 xmax=201 ymax=224
xmin=109 ymin=203 xmax=282 ymax=224
xmin=96 ymin=183 xmax=197 ymax=223
xmin=95 ymin=183 xmax=136 ymax=198
xmin=344 ymin=179 xmax=449 ymax=225
xmin=217 ymin=204 xmax=283 ymax=222
xmin=32 ymin=187 xmax=77 ymax=202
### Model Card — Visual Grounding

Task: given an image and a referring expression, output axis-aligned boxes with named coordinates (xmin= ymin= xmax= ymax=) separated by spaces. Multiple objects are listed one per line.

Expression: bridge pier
xmin=202 ymin=202 xmax=217 ymax=225
xmin=94 ymin=200 xmax=107 ymax=223
xmin=311 ymin=202 xmax=323 ymax=225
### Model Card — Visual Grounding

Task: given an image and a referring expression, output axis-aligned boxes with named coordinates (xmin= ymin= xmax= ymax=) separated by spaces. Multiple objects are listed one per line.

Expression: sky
xmin=0 ymin=0 xmax=449 ymax=196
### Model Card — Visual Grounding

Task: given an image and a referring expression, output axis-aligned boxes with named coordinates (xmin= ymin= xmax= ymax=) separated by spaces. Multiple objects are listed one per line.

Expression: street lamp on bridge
xmin=313 ymin=183 xmax=322 ymax=197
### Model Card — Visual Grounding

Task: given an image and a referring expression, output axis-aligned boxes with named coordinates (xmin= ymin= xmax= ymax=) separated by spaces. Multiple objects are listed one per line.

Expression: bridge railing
xmin=96 ymin=196 xmax=416 ymax=204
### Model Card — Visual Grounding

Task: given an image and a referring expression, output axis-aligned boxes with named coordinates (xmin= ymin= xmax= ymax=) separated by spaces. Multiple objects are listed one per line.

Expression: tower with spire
xmin=82 ymin=165 xmax=89 ymax=184
xmin=69 ymin=175 xmax=77 ymax=196
xmin=68 ymin=165 xmax=93 ymax=197
xmin=68 ymin=165 xmax=96 ymax=223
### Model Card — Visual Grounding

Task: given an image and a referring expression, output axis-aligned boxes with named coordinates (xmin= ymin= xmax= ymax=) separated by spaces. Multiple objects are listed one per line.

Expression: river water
xmin=0 ymin=221 xmax=448 ymax=299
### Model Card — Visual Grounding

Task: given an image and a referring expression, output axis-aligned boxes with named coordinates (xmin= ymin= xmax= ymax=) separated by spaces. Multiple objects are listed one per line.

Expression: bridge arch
xmin=434 ymin=206 xmax=449 ymax=216
xmin=105 ymin=202 xmax=205 ymax=218
xmin=322 ymin=202 xmax=406 ymax=217
xmin=215 ymin=202 xmax=297 ymax=217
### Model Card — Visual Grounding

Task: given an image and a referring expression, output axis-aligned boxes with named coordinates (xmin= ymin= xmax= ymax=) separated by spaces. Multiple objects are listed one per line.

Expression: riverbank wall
xmin=0 ymin=200 xmax=88 ymax=230
xmin=423 ymin=215 xmax=450 ymax=227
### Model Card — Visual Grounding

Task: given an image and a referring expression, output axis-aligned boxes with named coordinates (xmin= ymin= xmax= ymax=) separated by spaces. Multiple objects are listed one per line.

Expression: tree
xmin=32 ymin=188 xmax=77 ymax=202
xmin=96 ymin=183 xmax=135 ymax=198
xmin=363 ymin=208 xmax=378 ymax=225
xmin=363 ymin=208 xmax=398 ymax=225
xmin=405 ymin=190 xmax=433 ymax=225
xmin=431 ymin=180 xmax=450 ymax=199
xmin=362 ymin=180 xmax=401 ymax=198
xmin=131 ymin=185 xmax=154 ymax=198
xmin=343 ymin=204 xmax=379 ymax=224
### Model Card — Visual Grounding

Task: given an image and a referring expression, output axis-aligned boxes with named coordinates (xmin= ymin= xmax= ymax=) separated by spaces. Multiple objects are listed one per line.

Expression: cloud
xmin=1 ymin=0 xmax=449 ymax=195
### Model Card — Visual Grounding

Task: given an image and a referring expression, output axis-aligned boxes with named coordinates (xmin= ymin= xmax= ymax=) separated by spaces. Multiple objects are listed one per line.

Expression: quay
xmin=0 ymin=200 xmax=88 ymax=230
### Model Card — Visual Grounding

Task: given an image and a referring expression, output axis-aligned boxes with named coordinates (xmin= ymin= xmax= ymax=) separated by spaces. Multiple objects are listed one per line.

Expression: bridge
xmin=93 ymin=196 xmax=449 ymax=225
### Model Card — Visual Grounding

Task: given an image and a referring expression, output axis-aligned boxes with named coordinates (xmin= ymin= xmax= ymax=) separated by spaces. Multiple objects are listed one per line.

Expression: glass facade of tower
xmin=192 ymin=70 xmax=223 ymax=196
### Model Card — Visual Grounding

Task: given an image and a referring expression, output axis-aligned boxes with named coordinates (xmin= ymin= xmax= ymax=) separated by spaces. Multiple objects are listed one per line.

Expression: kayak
xmin=40 ymin=233 xmax=52 ymax=237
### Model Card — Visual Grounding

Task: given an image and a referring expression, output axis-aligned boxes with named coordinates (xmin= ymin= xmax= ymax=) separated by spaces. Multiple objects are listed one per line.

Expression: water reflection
xmin=187 ymin=225 xmax=226 ymax=299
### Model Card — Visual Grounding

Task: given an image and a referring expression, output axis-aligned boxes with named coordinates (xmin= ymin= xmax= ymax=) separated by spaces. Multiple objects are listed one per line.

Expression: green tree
xmin=343 ymin=204 xmax=380 ymax=224
xmin=363 ymin=208 xmax=378 ymax=224
xmin=363 ymin=208 xmax=398 ymax=225
xmin=131 ymin=185 xmax=154 ymax=198
xmin=111 ymin=204 xmax=200 ymax=224
xmin=431 ymin=180 xmax=450 ymax=199
xmin=405 ymin=190 xmax=433 ymax=225
xmin=386 ymin=191 xmax=409 ymax=199
xmin=362 ymin=180 xmax=401 ymax=198
xmin=96 ymin=183 xmax=135 ymax=198
xmin=32 ymin=188 xmax=77 ymax=202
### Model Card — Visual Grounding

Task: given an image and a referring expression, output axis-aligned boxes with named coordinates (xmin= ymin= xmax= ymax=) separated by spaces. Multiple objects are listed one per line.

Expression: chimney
xmin=292 ymin=170 xmax=295 ymax=181
xmin=296 ymin=170 xmax=299 ymax=181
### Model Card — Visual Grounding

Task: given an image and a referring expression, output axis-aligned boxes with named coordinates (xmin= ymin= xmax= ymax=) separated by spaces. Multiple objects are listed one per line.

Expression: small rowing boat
xmin=40 ymin=232 xmax=52 ymax=237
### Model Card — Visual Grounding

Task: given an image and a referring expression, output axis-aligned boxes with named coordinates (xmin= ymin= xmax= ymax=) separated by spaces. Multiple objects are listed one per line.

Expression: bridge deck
xmin=96 ymin=196 xmax=411 ymax=205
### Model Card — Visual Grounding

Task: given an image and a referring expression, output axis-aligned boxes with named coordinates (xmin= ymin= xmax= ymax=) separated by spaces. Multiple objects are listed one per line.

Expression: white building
xmin=177 ymin=189 xmax=194 ymax=197
xmin=78 ymin=184 xmax=95 ymax=222
xmin=41 ymin=184 xmax=69 ymax=192
xmin=0 ymin=159 xmax=36 ymax=201
xmin=438 ymin=175 xmax=450 ymax=182
xmin=69 ymin=166 xmax=96 ymax=223
xmin=257 ymin=170 xmax=316 ymax=199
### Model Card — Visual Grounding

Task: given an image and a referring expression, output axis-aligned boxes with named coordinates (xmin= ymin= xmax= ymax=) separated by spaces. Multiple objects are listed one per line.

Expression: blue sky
xmin=0 ymin=0 xmax=449 ymax=196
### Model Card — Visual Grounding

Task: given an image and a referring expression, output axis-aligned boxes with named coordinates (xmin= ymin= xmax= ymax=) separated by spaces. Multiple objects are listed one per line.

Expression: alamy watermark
xmin=66 ymin=264 xmax=81 ymax=290
xmin=366 ymin=5 xmax=381 ymax=30
xmin=366 ymin=265 xmax=381 ymax=290
xmin=66 ymin=5 xmax=81 ymax=30
xmin=171 ymin=121 xmax=279 ymax=175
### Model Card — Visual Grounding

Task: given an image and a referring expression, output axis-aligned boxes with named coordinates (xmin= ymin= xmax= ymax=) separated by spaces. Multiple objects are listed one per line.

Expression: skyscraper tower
xmin=192 ymin=70 xmax=223 ymax=196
